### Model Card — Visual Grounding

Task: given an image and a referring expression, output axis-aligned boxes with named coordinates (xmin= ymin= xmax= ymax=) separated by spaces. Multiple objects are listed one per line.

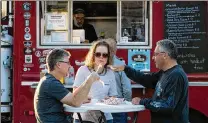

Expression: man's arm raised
xmin=61 ymin=72 xmax=99 ymax=107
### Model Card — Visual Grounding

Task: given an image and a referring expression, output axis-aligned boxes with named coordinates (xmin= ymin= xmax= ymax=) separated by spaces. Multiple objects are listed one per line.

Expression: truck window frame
xmin=36 ymin=0 xmax=152 ymax=49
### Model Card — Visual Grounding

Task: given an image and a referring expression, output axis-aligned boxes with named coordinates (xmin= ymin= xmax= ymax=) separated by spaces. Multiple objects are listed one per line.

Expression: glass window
xmin=1 ymin=1 xmax=7 ymax=18
xmin=37 ymin=1 xmax=70 ymax=46
xmin=119 ymin=1 xmax=150 ymax=47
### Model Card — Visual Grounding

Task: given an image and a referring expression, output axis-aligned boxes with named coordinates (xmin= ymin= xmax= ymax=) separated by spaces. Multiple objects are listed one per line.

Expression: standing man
xmin=106 ymin=38 xmax=132 ymax=123
xmin=34 ymin=49 xmax=100 ymax=123
xmin=109 ymin=39 xmax=189 ymax=123
xmin=73 ymin=8 xmax=98 ymax=43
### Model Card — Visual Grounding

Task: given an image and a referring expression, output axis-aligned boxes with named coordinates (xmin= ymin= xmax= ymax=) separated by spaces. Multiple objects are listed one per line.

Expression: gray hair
xmin=46 ymin=49 xmax=71 ymax=71
xmin=157 ymin=39 xmax=178 ymax=59
xmin=105 ymin=38 xmax=117 ymax=55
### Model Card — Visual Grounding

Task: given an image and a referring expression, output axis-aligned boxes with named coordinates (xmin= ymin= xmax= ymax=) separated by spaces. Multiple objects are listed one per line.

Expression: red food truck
xmin=1 ymin=1 xmax=208 ymax=123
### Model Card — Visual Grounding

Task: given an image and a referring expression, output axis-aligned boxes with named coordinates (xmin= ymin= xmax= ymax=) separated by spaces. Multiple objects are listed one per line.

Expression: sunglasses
xmin=94 ymin=52 xmax=109 ymax=58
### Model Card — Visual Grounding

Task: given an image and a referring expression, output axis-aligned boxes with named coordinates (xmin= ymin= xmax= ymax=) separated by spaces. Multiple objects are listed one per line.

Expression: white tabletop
xmin=64 ymin=102 xmax=145 ymax=113
xmin=29 ymin=83 xmax=144 ymax=89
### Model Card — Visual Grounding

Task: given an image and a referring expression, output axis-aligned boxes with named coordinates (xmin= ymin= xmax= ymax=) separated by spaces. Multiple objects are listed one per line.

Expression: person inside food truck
xmin=73 ymin=8 xmax=98 ymax=43
xmin=109 ymin=39 xmax=189 ymax=123
xmin=34 ymin=49 xmax=100 ymax=123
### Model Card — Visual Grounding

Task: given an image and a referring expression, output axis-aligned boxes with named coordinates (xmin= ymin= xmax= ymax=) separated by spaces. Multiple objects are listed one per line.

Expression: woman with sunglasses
xmin=73 ymin=40 xmax=118 ymax=123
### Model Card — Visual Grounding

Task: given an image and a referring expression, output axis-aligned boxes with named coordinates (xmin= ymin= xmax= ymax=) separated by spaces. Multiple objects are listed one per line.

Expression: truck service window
xmin=37 ymin=1 xmax=151 ymax=49
xmin=73 ymin=1 xmax=117 ymax=43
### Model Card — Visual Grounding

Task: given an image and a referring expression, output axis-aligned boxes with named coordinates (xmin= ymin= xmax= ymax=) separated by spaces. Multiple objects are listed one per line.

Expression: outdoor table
xmin=64 ymin=102 xmax=145 ymax=123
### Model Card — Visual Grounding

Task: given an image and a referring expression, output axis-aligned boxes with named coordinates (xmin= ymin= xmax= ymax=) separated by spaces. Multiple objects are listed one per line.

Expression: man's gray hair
xmin=46 ymin=49 xmax=71 ymax=71
xmin=157 ymin=39 xmax=178 ymax=59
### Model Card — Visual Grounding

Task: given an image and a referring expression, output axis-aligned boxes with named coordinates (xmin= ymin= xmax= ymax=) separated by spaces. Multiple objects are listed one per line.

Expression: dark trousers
xmin=112 ymin=113 xmax=128 ymax=123
xmin=74 ymin=119 xmax=94 ymax=123
xmin=74 ymin=119 xmax=113 ymax=123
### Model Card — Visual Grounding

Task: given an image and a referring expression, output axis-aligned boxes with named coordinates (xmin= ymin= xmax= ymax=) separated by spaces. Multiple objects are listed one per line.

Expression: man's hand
xmin=132 ymin=97 xmax=141 ymax=105
xmin=83 ymin=96 xmax=92 ymax=104
xmin=108 ymin=65 xmax=125 ymax=71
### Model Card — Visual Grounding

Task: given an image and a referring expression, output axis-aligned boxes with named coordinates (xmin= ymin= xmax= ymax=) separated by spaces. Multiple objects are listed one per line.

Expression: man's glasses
xmin=153 ymin=52 xmax=166 ymax=57
xmin=58 ymin=61 xmax=70 ymax=65
xmin=75 ymin=16 xmax=84 ymax=21
xmin=94 ymin=52 xmax=109 ymax=58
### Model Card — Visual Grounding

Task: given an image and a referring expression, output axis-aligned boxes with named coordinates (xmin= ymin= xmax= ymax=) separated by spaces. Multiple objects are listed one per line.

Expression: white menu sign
xmin=46 ymin=13 xmax=67 ymax=30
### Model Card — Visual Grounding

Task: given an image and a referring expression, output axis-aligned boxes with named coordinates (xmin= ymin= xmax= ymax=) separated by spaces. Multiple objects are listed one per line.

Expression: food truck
xmin=1 ymin=1 xmax=208 ymax=123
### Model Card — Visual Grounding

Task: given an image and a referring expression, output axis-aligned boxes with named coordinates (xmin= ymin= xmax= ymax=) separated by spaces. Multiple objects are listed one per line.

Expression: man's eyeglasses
xmin=94 ymin=52 xmax=109 ymax=58
xmin=75 ymin=16 xmax=84 ymax=21
xmin=58 ymin=61 xmax=70 ymax=65
xmin=153 ymin=52 xmax=166 ymax=56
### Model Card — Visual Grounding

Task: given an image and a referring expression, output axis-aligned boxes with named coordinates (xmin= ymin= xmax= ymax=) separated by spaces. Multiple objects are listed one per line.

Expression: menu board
xmin=164 ymin=2 xmax=208 ymax=73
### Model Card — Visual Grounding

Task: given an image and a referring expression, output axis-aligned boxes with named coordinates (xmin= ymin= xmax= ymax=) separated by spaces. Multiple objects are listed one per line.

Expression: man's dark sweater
xmin=124 ymin=65 xmax=189 ymax=123
xmin=73 ymin=23 xmax=98 ymax=43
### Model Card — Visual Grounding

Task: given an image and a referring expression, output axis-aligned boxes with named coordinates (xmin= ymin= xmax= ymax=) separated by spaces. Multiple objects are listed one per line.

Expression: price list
xmin=164 ymin=2 xmax=208 ymax=73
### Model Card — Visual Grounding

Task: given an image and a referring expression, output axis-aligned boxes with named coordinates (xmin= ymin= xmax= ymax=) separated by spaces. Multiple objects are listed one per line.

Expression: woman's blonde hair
xmin=85 ymin=40 xmax=113 ymax=69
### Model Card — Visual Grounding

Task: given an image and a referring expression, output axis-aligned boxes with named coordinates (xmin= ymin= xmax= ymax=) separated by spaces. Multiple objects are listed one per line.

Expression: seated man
xmin=34 ymin=49 xmax=100 ymax=123
xmin=73 ymin=8 xmax=98 ymax=43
